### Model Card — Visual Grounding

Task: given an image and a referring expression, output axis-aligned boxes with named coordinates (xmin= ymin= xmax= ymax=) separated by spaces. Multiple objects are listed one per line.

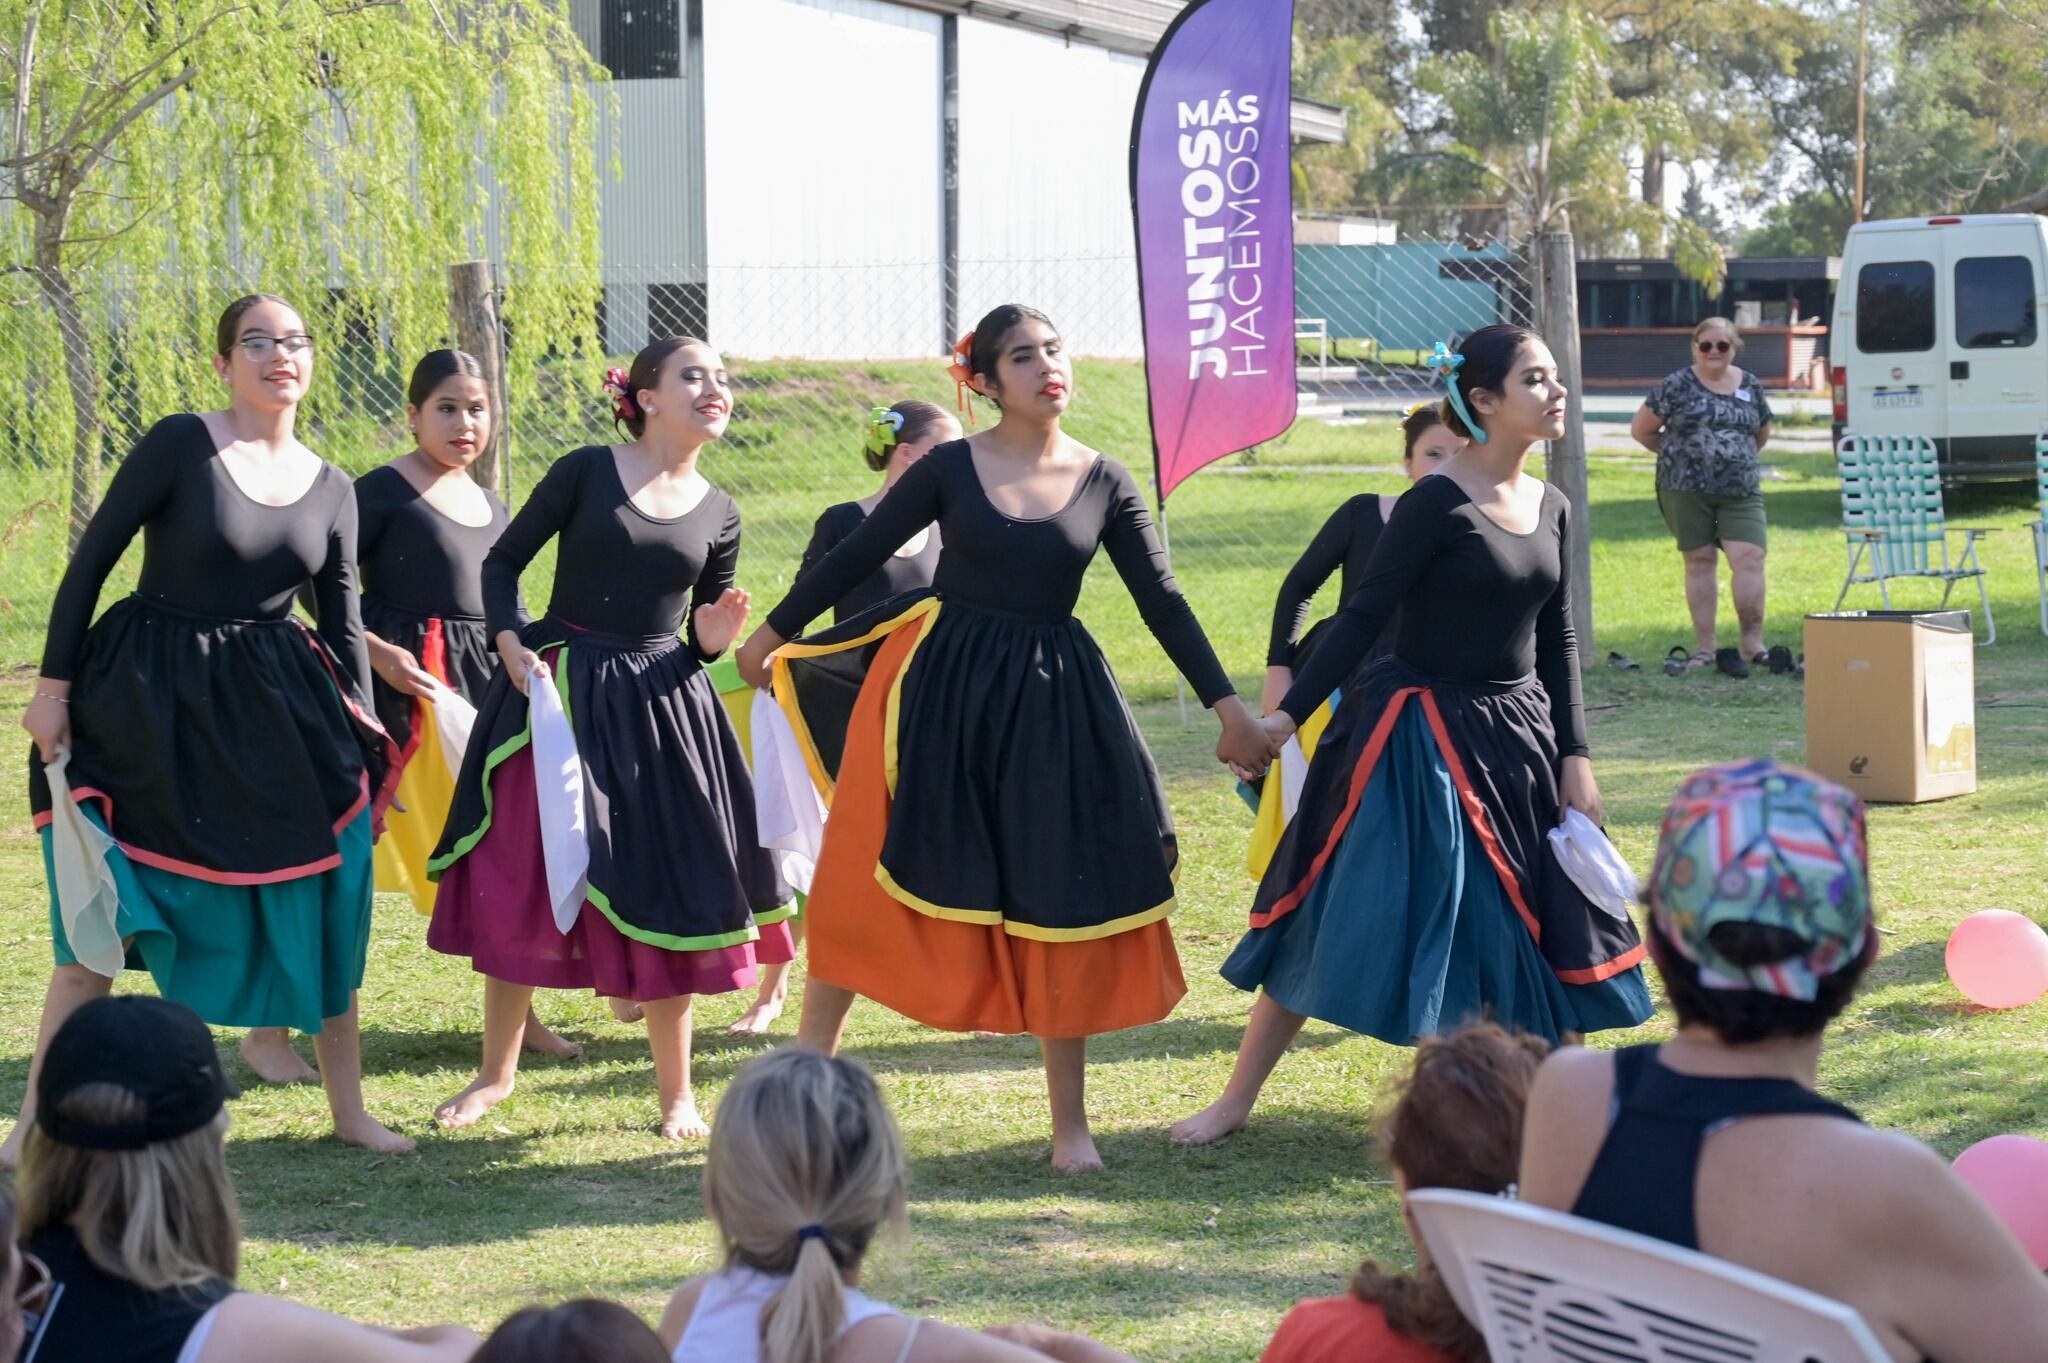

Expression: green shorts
xmin=1657 ymin=488 xmax=1767 ymax=552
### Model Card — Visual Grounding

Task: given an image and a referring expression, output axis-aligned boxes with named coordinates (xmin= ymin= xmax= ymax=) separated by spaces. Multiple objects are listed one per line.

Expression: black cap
xmin=37 ymin=997 xmax=235 ymax=1151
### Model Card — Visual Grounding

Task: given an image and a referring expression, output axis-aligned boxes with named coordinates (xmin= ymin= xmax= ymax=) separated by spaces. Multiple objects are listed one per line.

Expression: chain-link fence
xmin=0 ymin=231 xmax=1537 ymax=701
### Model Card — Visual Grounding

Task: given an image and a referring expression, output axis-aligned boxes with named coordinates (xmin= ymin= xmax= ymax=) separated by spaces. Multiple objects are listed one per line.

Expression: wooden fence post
xmin=1538 ymin=230 xmax=1595 ymax=649
xmin=448 ymin=260 xmax=508 ymax=498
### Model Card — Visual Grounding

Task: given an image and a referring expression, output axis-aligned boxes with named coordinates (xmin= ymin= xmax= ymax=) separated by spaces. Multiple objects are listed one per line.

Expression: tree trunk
xmin=33 ymin=248 xmax=102 ymax=555
xmin=1642 ymin=143 xmax=1667 ymax=253
xmin=1538 ymin=230 xmax=1595 ymax=648
xmin=448 ymin=260 xmax=508 ymax=498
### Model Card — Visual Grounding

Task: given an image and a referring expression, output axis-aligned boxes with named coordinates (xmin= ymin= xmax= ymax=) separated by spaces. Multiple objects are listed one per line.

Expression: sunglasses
xmin=1696 ymin=339 xmax=1733 ymax=354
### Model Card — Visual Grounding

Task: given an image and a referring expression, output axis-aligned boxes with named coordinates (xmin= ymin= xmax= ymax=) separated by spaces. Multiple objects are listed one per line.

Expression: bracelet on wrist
xmin=34 ymin=691 xmax=69 ymax=704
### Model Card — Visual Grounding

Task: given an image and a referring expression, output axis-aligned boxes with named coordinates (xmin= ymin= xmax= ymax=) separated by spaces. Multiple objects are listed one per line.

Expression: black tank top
xmin=19 ymin=1224 xmax=234 ymax=1363
xmin=1570 ymin=1044 xmax=1862 ymax=1251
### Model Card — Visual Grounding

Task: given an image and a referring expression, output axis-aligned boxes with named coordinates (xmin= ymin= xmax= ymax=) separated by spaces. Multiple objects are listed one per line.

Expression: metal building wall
xmin=953 ymin=17 xmax=1146 ymax=357
xmin=700 ymin=0 xmax=944 ymax=358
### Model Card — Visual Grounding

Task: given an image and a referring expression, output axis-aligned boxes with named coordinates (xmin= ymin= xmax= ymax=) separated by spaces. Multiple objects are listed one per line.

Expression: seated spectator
xmin=14 ymin=995 xmax=479 ymax=1363
xmin=475 ymin=1299 xmax=668 ymax=1362
xmin=1519 ymin=759 xmax=2048 ymax=1363
xmin=993 ymin=1023 xmax=1548 ymax=1363
xmin=658 ymin=1047 xmax=1084 ymax=1363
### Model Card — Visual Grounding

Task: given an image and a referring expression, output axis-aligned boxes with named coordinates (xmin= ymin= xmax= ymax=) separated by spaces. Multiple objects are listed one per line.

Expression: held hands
xmin=22 ymin=678 xmax=71 ymax=763
xmin=495 ymin=630 xmax=544 ymax=697
xmin=693 ymin=587 xmax=752 ymax=658
xmin=1559 ymin=754 xmax=1604 ymax=825
xmin=1259 ymin=665 xmax=1293 ymax=716
xmin=733 ymin=623 xmax=784 ymax=691
xmin=369 ymin=637 xmax=439 ymax=699
xmin=1214 ymin=695 xmax=1283 ymax=783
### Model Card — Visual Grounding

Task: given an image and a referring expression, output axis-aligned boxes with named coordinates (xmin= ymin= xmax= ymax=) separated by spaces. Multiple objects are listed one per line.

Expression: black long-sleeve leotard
xmin=1266 ymin=492 xmax=1388 ymax=667
xmin=766 ymin=441 xmax=1232 ymax=705
xmin=41 ymin=413 xmax=369 ymax=691
xmin=354 ymin=464 xmax=510 ymax=620
xmin=482 ymin=445 xmax=740 ymax=660
xmin=1280 ymin=474 xmax=1588 ymax=756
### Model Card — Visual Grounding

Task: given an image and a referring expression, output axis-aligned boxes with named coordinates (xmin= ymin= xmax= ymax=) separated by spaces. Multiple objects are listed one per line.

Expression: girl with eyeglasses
xmin=10 ymin=293 xmax=411 ymax=1164
xmin=1629 ymin=317 xmax=1781 ymax=678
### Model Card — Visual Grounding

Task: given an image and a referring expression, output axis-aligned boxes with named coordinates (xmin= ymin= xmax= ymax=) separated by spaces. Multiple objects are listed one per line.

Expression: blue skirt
xmin=45 ymin=804 xmax=376 ymax=1035
xmin=1224 ymin=661 xmax=1652 ymax=1046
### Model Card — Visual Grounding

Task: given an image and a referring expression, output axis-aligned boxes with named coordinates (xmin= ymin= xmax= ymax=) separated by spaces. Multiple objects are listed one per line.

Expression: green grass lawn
xmin=0 ymin=389 xmax=2044 ymax=1359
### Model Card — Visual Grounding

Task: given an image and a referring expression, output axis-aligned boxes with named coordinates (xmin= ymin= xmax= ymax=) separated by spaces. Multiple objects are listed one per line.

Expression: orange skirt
xmin=805 ymin=617 xmax=1185 ymax=1038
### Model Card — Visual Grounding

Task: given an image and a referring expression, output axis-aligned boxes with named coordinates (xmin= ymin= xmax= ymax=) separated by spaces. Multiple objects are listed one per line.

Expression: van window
xmin=1954 ymin=256 xmax=2038 ymax=348
xmin=1856 ymin=261 xmax=1935 ymax=353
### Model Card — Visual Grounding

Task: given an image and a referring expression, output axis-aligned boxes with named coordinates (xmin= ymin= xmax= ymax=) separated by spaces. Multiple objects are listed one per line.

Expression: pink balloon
xmin=1954 ymin=1135 xmax=2048 ymax=1271
xmin=1944 ymin=910 xmax=2048 ymax=1010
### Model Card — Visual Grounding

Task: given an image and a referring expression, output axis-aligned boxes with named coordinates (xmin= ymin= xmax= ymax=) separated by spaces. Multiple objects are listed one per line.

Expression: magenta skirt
xmin=428 ymin=744 xmax=795 ymax=1001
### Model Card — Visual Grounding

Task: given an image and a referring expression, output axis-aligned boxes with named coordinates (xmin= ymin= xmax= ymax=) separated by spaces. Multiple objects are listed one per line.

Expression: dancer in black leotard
xmin=10 ymin=294 xmax=409 ymax=1162
xmin=735 ymin=303 xmax=1270 ymax=1172
xmin=729 ymin=398 xmax=960 ymax=1037
xmin=340 ymin=350 xmax=577 ymax=1060
xmin=1175 ymin=325 xmax=1652 ymax=1146
xmin=1241 ymin=405 xmax=1465 ymax=879
xmin=428 ymin=337 xmax=793 ymax=1140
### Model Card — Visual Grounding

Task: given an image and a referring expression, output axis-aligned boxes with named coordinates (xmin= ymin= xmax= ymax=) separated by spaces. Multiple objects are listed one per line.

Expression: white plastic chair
xmin=1407 ymin=1188 xmax=1892 ymax=1363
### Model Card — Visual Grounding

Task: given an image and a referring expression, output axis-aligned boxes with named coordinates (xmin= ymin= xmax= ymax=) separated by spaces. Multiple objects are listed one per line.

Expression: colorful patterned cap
xmin=1648 ymin=759 xmax=1871 ymax=1001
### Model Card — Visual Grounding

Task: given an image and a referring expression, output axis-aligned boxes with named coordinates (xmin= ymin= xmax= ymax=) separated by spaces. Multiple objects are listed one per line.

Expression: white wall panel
xmin=702 ymin=0 xmax=943 ymax=357
xmin=955 ymin=18 xmax=1144 ymax=357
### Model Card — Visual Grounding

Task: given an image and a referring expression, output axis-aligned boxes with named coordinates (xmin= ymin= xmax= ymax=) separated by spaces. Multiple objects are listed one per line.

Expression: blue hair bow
xmin=1425 ymin=341 xmax=1487 ymax=444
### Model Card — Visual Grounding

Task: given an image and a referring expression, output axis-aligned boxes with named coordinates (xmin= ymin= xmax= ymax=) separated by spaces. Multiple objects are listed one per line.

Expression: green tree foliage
xmin=0 ymin=0 xmax=605 ymax=543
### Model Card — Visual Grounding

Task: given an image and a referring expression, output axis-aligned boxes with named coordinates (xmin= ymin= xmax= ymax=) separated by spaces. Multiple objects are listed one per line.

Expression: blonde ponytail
xmin=761 ymin=1234 xmax=847 ymax=1363
xmin=704 ymin=1050 xmax=907 ymax=1363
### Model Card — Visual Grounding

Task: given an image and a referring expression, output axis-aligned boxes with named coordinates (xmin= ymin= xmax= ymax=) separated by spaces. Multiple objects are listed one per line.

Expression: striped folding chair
xmin=2033 ymin=427 xmax=2048 ymax=636
xmin=1833 ymin=435 xmax=1996 ymax=644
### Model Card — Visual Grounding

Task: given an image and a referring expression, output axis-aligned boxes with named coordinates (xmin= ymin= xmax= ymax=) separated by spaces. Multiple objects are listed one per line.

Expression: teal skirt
xmin=44 ymin=804 xmax=375 ymax=1035
xmin=1222 ymin=699 xmax=1651 ymax=1046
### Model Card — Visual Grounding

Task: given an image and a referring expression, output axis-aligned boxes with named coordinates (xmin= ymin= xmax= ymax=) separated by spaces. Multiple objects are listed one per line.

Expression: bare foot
xmin=435 ymin=1077 xmax=515 ymax=1130
xmin=0 ymin=1121 xmax=24 ymax=1170
xmin=660 ymin=1097 xmax=710 ymax=1141
xmin=522 ymin=1012 xmax=582 ymax=1058
xmin=1170 ymin=1096 xmax=1252 ymax=1145
xmin=727 ymin=997 xmax=784 ymax=1036
xmin=608 ymin=997 xmax=645 ymax=1024
xmin=333 ymin=1111 xmax=417 ymax=1155
xmin=240 ymin=1029 xmax=319 ymax=1085
xmin=1051 ymin=1129 xmax=1104 ymax=1173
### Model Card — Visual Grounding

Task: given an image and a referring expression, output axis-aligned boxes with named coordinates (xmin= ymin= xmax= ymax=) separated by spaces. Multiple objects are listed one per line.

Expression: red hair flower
xmin=601 ymin=365 xmax=638 ymax=421
xmin=946 ymin=331 xmax=979 ymax=425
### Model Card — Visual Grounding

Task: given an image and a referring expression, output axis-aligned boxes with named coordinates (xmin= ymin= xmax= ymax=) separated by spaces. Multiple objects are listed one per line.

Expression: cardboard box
xmin=1804 ymin=610 xmax=1976 ymax=803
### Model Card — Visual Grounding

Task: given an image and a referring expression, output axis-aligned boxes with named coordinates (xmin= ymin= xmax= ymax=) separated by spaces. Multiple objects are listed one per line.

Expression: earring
xmin=642 ymin=405 xmax=657 ymax=418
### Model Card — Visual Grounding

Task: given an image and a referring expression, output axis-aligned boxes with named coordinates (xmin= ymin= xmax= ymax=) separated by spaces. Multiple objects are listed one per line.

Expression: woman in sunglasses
xmin=1630 ymin=317 xmax=1780 ymax=679
xmin=9 ymin=294 xmax=409 ymax=1165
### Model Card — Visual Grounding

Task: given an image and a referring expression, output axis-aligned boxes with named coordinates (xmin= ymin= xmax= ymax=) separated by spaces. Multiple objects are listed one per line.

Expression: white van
xmin=1831 ymin=212 xmax=2046 ymax=481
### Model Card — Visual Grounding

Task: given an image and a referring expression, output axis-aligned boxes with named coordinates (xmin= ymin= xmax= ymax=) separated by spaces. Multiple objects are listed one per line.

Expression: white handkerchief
xmin=527 ymin=666 xmax=590 ymax=934
xmin=428 ymin=682 xmax=478 ymax=779
xmin=46 ymin=747 xmax=125 ymax=978
xmin=751 ymin=688 xmax=826 ymax=894
xmin=1277 ymin=735 xmax=1309 ymax=823
xmin=1546 ymin=808 xmax=1639 ymax=921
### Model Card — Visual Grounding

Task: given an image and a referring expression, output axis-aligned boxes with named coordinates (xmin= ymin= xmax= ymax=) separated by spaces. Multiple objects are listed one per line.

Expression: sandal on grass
xmin=1715 ymin=647 xmax=1752 ymax=679
xmin=1759 ymin=644 xmax=1797 ymax=676
xmin=1663 ymin=646 xmax=1713 ymax=676
xmin=1607 ymin=651 xmax=1642 ymax=672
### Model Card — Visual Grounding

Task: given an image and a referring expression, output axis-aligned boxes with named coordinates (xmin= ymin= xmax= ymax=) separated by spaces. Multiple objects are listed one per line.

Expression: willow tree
xmin=0 ymin=0 xmax=605 ymax=546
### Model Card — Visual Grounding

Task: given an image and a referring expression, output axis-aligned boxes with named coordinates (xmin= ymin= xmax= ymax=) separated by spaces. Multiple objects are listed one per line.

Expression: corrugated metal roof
xmin=893 ymin=1 xmax=1180 ymax=53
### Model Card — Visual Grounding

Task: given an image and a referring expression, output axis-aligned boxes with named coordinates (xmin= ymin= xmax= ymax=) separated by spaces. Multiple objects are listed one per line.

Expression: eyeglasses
xmin=1696 ymin=339 xmax=1733 ymax=354
xmin=236 ymin=334 xmax=314 ymax=359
